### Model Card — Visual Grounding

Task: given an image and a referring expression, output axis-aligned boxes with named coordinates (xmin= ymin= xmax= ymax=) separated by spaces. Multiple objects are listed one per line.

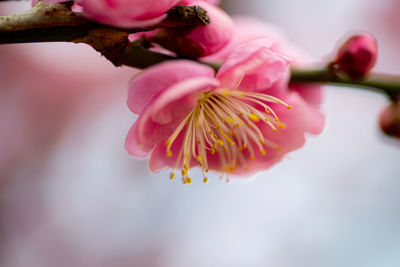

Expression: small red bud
xmin=379 ymin=99 xmax=400 ymax=139
xmin=333 ymin=34 xmax=378 ymax=80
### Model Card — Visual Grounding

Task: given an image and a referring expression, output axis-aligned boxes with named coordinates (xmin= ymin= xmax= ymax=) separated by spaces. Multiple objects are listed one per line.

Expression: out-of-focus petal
xmin=78 ymin=0 xmax=181 ymax=28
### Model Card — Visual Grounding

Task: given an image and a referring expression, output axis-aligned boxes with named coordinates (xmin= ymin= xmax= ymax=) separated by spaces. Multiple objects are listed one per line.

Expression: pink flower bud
xmin=379 ymin=99 xmax=400 ymax=139
xmin=148 ymin=1 xmax=234 ymax=58
xmin=334 ymin=34 xmax=378 ymax=79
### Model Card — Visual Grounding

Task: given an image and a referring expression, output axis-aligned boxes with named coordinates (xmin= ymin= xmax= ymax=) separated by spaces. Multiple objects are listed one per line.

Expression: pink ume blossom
xmin=333 ymin=33 xmax=378 ymax=79
xmin=126 ymin=40 xmax=325 ymax=183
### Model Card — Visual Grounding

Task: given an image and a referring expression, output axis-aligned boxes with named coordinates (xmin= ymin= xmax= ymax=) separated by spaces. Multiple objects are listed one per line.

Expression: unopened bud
xmin=379 ymin=99 xmax=400 ymax=139
xmin=149 ymin=2 xmax=234 ymax=58
xmin=333 ymin=33 xmax=378 ymax=80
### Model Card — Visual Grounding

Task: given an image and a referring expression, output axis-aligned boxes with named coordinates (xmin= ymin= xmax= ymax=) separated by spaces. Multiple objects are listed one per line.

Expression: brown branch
xmin=0 ymin=0 xmax=209 ymax=68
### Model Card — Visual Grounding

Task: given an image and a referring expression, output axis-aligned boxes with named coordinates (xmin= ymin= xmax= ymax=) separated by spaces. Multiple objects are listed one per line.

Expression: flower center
xmin=165 ymin=89 xmax=292 ymax=184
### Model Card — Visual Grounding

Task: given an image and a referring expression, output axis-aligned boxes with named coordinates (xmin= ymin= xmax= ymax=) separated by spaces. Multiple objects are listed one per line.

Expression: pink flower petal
xmin=127 ymin=60 xmax=215 ymax=115
xmin=149 ymin=77 xmax=220 ymax=124
xmin=136 ymin=76 xmax=219 ymax=145
xmin=125 ymin=115 xmax=184 ymax=157
xmin=216 ymin=39 xmax=291 ymax=92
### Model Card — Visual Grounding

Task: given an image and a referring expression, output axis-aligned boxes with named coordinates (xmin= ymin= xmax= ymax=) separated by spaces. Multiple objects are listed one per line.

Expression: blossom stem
xmin=0 ymin=1 xmax=209 ymax=66
xmin=290 ymin=68 xmax=400 ymax=99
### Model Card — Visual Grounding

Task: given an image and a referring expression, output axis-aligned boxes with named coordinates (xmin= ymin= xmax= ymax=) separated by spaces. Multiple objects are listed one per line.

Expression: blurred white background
xmin=1 ymin=1 xmax=400 ymax=267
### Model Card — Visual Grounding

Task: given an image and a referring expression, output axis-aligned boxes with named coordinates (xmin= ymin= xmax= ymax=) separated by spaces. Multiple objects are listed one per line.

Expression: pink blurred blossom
xmin=379 ymin=99 xmax=400 ymax=139
xmin=33 ymin=0 xmax=222 ymax=28
xmin=204 ymin=16 xmax=313 ymax=66
xmin=32 ymin=0 xmax=65 ymax=4
xmin=77 ymin=0 xmax=183 ymax=28
xmin=333 ymin=33 xmax=378 ymax=80
xmin=126 ymin=39 xmax=324 ymax=182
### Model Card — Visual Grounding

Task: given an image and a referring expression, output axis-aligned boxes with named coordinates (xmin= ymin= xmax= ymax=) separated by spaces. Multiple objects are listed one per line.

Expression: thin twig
xmin=0 ymin=1 xmax=209 ymax=67
xmin=290 ymin=68 xmax=400 ymax=98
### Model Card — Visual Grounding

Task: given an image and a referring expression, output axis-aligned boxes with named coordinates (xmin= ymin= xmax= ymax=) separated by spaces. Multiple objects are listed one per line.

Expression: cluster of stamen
xmin=165 ymin=88 xmax=292 ymax=184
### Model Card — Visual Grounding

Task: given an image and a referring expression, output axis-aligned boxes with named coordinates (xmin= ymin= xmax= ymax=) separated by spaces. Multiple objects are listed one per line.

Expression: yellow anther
xmin=220 ymin=88 xmax=231 ymax=95
xmin=278 ymin=122 xmax=286 ymax=129
xmin=163 ymin=87 xmax=290 ymax=182
xmin=249 ymin=113 xmax=260 ymax=122
xmin=237 ymin=91 xmax=245 ymax=97
xmin=276 ymin=146 xmax=282 ymax=151
xmin=226 ymin=117 xmax=234 ymax=124
xmin=184 ymin=163 xmax=189 ymax=170
xmin=286 ymin=105 xmax=292 ymax=109
xmin=205 ymin=168 xmax=209 ymax=173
